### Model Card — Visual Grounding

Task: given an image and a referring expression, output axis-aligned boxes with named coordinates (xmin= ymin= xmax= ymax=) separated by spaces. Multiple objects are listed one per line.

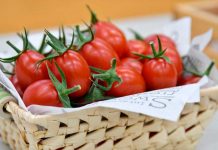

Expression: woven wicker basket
xmin=0 ymin=85 xmax=217 ymax=150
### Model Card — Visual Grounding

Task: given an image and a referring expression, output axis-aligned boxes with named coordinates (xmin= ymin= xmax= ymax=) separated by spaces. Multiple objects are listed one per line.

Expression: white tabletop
xmin=0 ymin=14 xmax=217 ymax=150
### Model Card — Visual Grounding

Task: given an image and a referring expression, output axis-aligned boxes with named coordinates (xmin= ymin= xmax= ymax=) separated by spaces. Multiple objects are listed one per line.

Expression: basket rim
xmin=3 ymin=86 xmax=218 ymax=125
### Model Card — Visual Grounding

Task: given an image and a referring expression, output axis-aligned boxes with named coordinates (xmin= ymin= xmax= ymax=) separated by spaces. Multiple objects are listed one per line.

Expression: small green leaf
xmin=132 ymin=52 xmax=153 ymax=59
xmin=161 ymin=55 xmax=171 ymax=63
xmin=38 ymin=34 xmax=47 ymax=54
xmin=46 ymin=63 xmax=81 ymax=108
xmin=86 ymin=5 xmax=99 ymax=25
xmin=36 ymin=53 xmax=59 ymax=67
xmin=63 ymin=85 xmax=81 ymax=95
xmin=45 ymin=29 xmax=67 ymax=53
xmin=6 ymin=41 xmax=21 ymax=53
xmin=91 ymin=58 xmax=122 ymax=91
xmin=129 ymin=29 xmax=144 ymax=41
xmin=54 ymin=62 xmax=67 ymax=88
xmin=157 ymin=36 xmax=163 ymax=53
xmin=0 ymin=53 xmax=22 ymax=63
xmin=23 ymin=28 xmax=29 ymax=50
xmin=84 ymin=79 xmax=105 ymax=102
xmin=90 ymin=66 xmax=106 ymax=74
xmin=204 ymin=61 xmax=215 ymax=76
xmin=74 ymin=25 xmax=94 ymax=50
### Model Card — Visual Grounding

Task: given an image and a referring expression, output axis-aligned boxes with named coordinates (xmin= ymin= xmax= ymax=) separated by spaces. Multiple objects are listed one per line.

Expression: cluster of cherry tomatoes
xmin=1 ymin=7 xmax=214 ymax=108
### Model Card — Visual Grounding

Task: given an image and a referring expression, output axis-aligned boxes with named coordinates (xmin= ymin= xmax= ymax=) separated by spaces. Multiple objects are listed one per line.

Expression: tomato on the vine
xmin=144 ymin=34 xmax=176 ymax=49
xmin=107 ymin=66 xmax=146 ymax=97
xmin=144 ymin=37 xmax=183 ymax=79
xmin=135 ymin=37 xmax=178 ymax=90
xmin=88 ymin=6 xmax=126 ymax=58
xmin=0 ymin=30 xmax=49 ymax=90
xmin=143 ymin=58 xmax=177 ymax=90
xmin=51 ymin=51 xmax=91 ymax=98
xmin=23 ymin=80 xmax=62 ymax=107
xmin=77 ymin=26 xmax=120 ymax=70
xmin=120 ymin=57 xmax=143 ymax=74
xmin=45 ymin=30 xmax=91 ymax=98
xmin=15 ymin=50 xmax=48 ymax=90
xmin=23 ymin=64 xmax=81 ymax=107
xmin=90 ymin=59 xmax=145 ymax=97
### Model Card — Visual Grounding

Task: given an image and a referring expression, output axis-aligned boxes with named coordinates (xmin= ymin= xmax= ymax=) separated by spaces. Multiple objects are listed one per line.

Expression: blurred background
xmin=0 ymin=0 xmax=217 ymax=64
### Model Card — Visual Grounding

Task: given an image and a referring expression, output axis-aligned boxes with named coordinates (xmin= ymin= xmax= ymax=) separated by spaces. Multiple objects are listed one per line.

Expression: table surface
xmin=0 ymin=14 xmax=217 ymax=150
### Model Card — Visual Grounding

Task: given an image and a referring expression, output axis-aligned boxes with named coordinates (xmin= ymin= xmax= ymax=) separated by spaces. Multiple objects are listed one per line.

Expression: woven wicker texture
xmin=0 ymin=86 xmax=217 ymax=150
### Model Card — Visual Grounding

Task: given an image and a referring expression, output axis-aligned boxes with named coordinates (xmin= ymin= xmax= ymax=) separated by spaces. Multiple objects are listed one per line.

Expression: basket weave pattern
xmin=0 ymin=86 xmax=217 ymax=150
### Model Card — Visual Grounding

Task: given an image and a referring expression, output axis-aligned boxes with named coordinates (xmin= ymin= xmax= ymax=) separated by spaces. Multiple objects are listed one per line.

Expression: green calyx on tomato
xmin=36 ymin=28 xmax=75 ymax=64
xmin=185 ymin=61 xmax=215 ymax=77
xmin=84 ymin=79 xmax=105 ymax=101
xmin=0 ymin=29 xmax=30 ymax=63
xmin=17 ymin=31 xmax=36 ymax=50
xmin=74 ymin=59 xmax=121 ymax=106
xmin=74 ymin=25 xmax=94 ymax=50
xmin=134 ymin=36 xmax=170 ymax=63
xmin=58 ymin=25 xmax=67 ymax=46
xmin=87 ymin=5 xmax=99 ymax=25
xmin=90 ymin=58 xmax=122 ymax=91
xmin=45 ymin=29 xmax=74 ymax=55
xmin=46 ymin=62 xmax=81 ymax=108
xmin=71 ymin=79 xmax=113 ymax=107
xmin=129 ymin=28 xmax=144 ymax=41
xmin=17 ymin=30 xmax=47 ymax=54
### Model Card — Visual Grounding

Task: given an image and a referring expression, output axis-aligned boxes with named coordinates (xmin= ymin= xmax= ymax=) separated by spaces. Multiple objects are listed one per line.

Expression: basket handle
xmin=0 ymin=87 xmax=17 ymax=119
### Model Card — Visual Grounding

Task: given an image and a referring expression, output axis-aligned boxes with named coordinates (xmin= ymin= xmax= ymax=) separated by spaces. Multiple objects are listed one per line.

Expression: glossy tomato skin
xmin=164 ymin=49 xmax=183 ymax=79
xmin=178 ymin=75 xmax=201 ymax=85
xmin=51 ymin=50 xmax=91 ymax=98
xmin=15 ymin=50 xmax=49 ymax=90
xmin=126 ymin=40 xmax=149 ymax=59
xmin=23 ymin=80 xmax=62 ymax=107
xmin=107 ymin=66 xmax=146 ymax=97
xmin=9 ymin=75 xmax=23 ymax=97
xmin=145 ymin=43 xmax=183 ymax=79
xmin=79 ymin=38 xmax=120 ymax=70
xmin=142 ymin=58 xmax=177 ymax=90
xmin=144 ymin=34 xmax=176 ymax=49
xmin=120 ymin=58 xmax=143 ymax=74
xmin=93 ymin=22 xmax=126 ymax=58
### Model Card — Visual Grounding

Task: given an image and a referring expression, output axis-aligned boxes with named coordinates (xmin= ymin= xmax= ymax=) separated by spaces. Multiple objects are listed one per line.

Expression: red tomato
xmin=23 ymin=80 xmax=62 ymax=107
xmin=9 ymin=75 xmax=23 ymax=97
xmin=145 ymin=43 xmax=183 ymax=79
xmin=126 ymin=40 xmax=149 ymax=59
xmin=120 ymin=58 xmax=143 ymax=74
xmin=93 ymin=22 xmax=127 ymax=58
xmin=164 ymin=49 xmax=183 ymax=79
xmin=142 ymin=58 xmax=177 ymax=90
xmin=79 ymin=38 xmax=120 ymax=70
xmin=144 ymin=34 xmax=176 ymax=49
xmin=107 ymin=66 xmax=146 ymax=97
xmin=50 ymin=50 xmax=91 ymax=98
xmin=178 ymin=75 xmax=201 ymax=85
xmin=15 ymin=50 xmax=48 ymax=90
